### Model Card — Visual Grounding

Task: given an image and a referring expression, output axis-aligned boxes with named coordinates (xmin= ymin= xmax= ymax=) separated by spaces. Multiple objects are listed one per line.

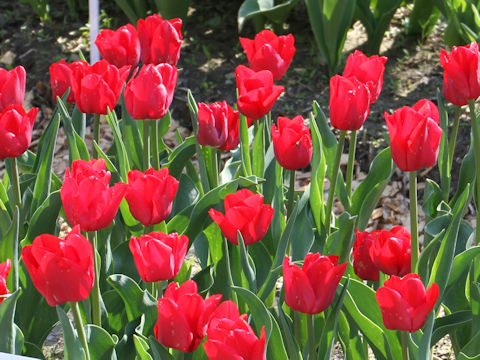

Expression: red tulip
xmin=125 ymin=167 xmax=179 ymax=226
xmin=0 ymin=66 xmax=26 ymax=112
xmin=124 ymin=63 xmax=177 ymax=120
xmin=204 ymin=301 xmax=266 ymax=360
xmin=21 ymin=226 xmax=94 ymax=306
xmin=235 ymin=65 xmax=284 ymax=121
xmin=71 ymin=59 xmax=130 ymax=115
xmin=0 ymin=105 xmax=38 ymax=160
xmin=0 ymin=258 xmax=11 ymax=304
xmin=376 ymin=273 xmax=439 ymax=332
xmin=353 ymin=229 xmax=380 ymax=281
xmin=343 ymin=50 xmax=387 ymax=103
xmin=329 ymin=75 xmax=370 ymax=130
xmin=129 ymin=231 xmax=188 ymax=282
xmin=385 ymin=99 xmax=443 ymax=172
xmin=95 ymin=24 xmax=140 ymax=68
xmin=197 ymin=101 xmax=240 ymax=150
xmin=137 ymin=14 xmax=182 ymax=66
xmin=283 ymin=253 xmax=347 ymax=314
xmin=154 ymin=280 xmax=222 ymax=352
xmin=440 ymin=42 xmax=480 ymax=106
xmin=369 ymin=226 xmax=411 ymax=277
xmin=49 ymin=59 xmax=80 ymax=103
xmin=271 ymin=115 xmax=312 ymax=170
xmin=239 ymin=29 xmax=295 ymax=81
xmin=60 ymin=159 xmax=128 ymax=232
xmin=208 ymin=188 xmax=274 ymax=245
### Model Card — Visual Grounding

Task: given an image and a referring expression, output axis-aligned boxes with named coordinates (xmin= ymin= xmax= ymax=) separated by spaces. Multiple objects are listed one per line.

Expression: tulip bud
xmin=0 ymin=66 xmax=26 ymax=112
xmin=0 ymin=105 xmax=38 ymax=160
xmin=95 ymin=24 xmax=140 ymax=68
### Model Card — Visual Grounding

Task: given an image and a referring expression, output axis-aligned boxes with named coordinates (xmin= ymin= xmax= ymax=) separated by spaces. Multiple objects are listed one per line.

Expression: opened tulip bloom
xmin=283 ymin=253 xmax=347 ymax=314
xmin=208 ymin=188 xmax=274 ymax=245
xmin=0 ymin=105 xmax=38 ymax=160
xmin=204 ymin=301 xmax=266 ymax=360
xmin=240 ymin=29 xmax=295 ymax=81
xmin=385 ymin=99 xmax=442 ymax=172
xmin=343 ymin=50 xmax=387 ymax=103
xmin=154 ymin=280 xmax=222 ymax=352
xmin=271 ymin=115 xmax=312 ymax=170
xmin=60 ymin=159 xmax=128 ymax=231
xmin=137 ymin=14 xmax=182 ymax=66
xmin=125 ymin=167 xmax=179 ymax=226
xmin=440 ymin=42 xmax=480 ymax=106
xmin=0 ymin=65 xmax=26 ymax=112
xmin=0 ymin=258 xmax=11 ymax=304
xmin=21 ymin=226 xmax=94 ymax=306
xmin=95 ymin=24 xmax=140 ymax=68
xmin=130 ymin=231 xmax=188 ymax=282
xmin=353 ymin=229 xmax=379 ymax=281
xmin=235 ymin=65 xmax=284 ymax=120
xmin=376 ymin=273 xmax=439 ymax=332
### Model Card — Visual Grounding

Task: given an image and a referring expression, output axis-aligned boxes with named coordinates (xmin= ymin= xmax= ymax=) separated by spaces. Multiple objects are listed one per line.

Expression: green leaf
xmin=252 ymin=120 xmax=265 ymax=179
xmin=0 ymin=290 xmax=22 ymax=354
xmin=57 ymin=97 xmax=81 ymax=162
xmin=85 ymin=324 xmax=117 ymax=360
xmin=451 ymin=144 xmax=475 ymax=209
xmin=56 ymin=306 xmax=86 ymax=360
xmin=236 ymin=231 xmax=257 ymax=292
xmin=238 ymin=0 xmax=298 ymax=31
xmin=266 ymin=311 xmax=289 ymax=360
xmin=164 ymin=136 xmax=196 ymax=179
xmin=417 ymin=312 xmax=435 ymax=360
xmin=134 ymin=334 xmax=153 ymax=360
xmin=25 ymin=190 xmax=62 ymax=245
xmin=432 ymin=310 xmax=471 ymax=345
xmin=417 ymin=229 xmax=444 ymax=282
xmin=149 ymin=336 xmax=175 ymax=360
xmin=105 ymin=109 xmax=131 ymax=181
xmin=325 ymin=212 xmax=356 ymax=263
xmin=448 ymin=247 xmax=480 ymax=287
xmin=239 ymin=115 xmax=253 ymax=176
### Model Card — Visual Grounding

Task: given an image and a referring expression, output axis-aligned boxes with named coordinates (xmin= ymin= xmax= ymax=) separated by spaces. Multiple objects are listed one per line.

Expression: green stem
xmin=346 ymin=130 xmax=357 ymax=209
xmin=325 ymin=131 xmax=346 ymax=236
xmin=294 ymin=311 xmax=302 ymax=348
xmin=87 ymin=231 xmax=101 ymax=326
xmin=150 ymin=119 xmax=160 ymax=170
xmin=287 ymin=170 xmax=296 ymax=218
xmin=306 ymin=313 xmax=316 ymax=359
xmin=176 ymin=351 xmax=184 ymax=360
xmin=448 ymin=106 xmax=462 ymax=173
xmin=210 ymin=147 xmax=219 ymax=189
xmin=149 ymin=282 xmax=156 ymax=298
xmin=143 ymin=120 xmax=150 ymax=171
xmin=70 ymin=302 xmax=91 ymax=360
xmin=468 ymin=100 xmax=480 ymax=245
xmin=93 ymin=114 xmax=100 ymax=158
xmin=6 ymin=157 xmax=21 ymax=292
xmin=401 ymin=331 xmax=409 ymax=360
xmin=409 ymin=171 xmax=418 ymax=273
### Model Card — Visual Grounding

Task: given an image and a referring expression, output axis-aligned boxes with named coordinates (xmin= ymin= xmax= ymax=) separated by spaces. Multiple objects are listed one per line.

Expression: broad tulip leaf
xmin=164 ymin=136 xmax=196 ymax=179
xmin=237 ymin=231 xmax=257 ymax=292
xmin=57 ymin=97 xmax=81 ymax=162
xmin=417 ymin=312 xmax=435 ymax=360
xmin=0 ymin=290 xmax=22 ymax=354
xmin=417 ymin=228 xmax=445 ymax=281
xmin=149 ymin=336 xmax=174 ymax=360
xmin=266 ymin=311 xmax=289 ymax=360
xmin=56 ymin=305 xmax=86 ymax=360
xmin=450 ymin=144 xmax=475 ymax=209
xmin=85 ymin=324 xmax=117 ymax=360
xmin=106 ymin=109 xmax=131 ymax=181
xmin=422 ymin=179 xmax=444 ymax=218
xmin=238 ymin=0 xmax=298 ymax=31
xmin=25 ymin=190 xmax=62 ymax=245
xmin=239 ymin=115 xmax=253 ymax=177
xmin=192 ymin=265 xmax=214 ymax=296
xmin=120 ymin=99 xmax=143 ymax=171
xmin=274 ymin=306 xmax=302 ymax=360
xmin=171 ymin=174 xmax=199 ymax=217
xmin=448 ymin=246 xmax=480 ymax=287
xmin=133 ymin=334 xmax=153 ymax=360
xmin=252 ymin=120 xmax=265 ymax=179
xmin=436 ymin=89 xmax=450 ymax=200
xmin=103 ymin=289 xmax=128 ymax=334
xmin=432 ymin=310 xmax=471 ymax=345
xmin=248 ymin=241 xmax=273 ymax=289
xmin=457 ymin=326 xmax=480 ymax=360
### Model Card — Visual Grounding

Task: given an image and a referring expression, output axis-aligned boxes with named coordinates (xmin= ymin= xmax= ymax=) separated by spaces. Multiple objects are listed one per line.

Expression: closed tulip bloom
xmin=154 ymin=280 xmax=222 ymax=352
xmin=124 ymin=63 xmax=177 ymax=120
xmin=376 ymin=273 xmax=439 ymax=332
xmin=369 ymin=226 xmax=411 ymax=277
xmin=353 ymin=229 xmax=380 ymax=281
xmin=0 ymin=258 xmax=11 ymax=304
xmin=71 ymin=59 xmax=130 ymax=115
xmin=208 ymin=189 xmax=274 ymax=245
xmin=60 ymin=159 xmax=128 ymax=232
xmin=95 ymin=24 xmax=140 ymax=68
xmin=0 ymin=105 xmax=38 ymax=160
xmin=240 ymin=29 xmax=295 ymax=81
xmin=129 ymin=231 xmax=188 ymax=282
xmin=21 ymin=226 xmax=94 ymax=306
xmin=197 ymin=101 xmax=240 ymax=150
xmin=343 ymin=50 xmax=387 ymax=103
xmin=283 ymin=253 xmax=347 ymax=314
xmin=137 ymin=14 xmax=182 ymax=66
xmin=329 ymin=75 xmax=370 ymax=130
xmin=440 ymin=42 xmax=480 ymax=106
xmin=385 ymin=99 xmax=443 ymax=172
xmin=125 ymin=167 xmax=179 ymax=226
xmin=218 ymin=104 xmax=240 ymax=151
xmin=49 ymin=59 xmax=81 ymax=103
xmin=204 ymin=301 xmax=266 ymax=360
xmin=0 ymin=65 xmax=26 ymax=112
xmin=235 ymin=65 xmax=284 ymax=121
xmin=271 ymin=115 xmax=312 ymax=170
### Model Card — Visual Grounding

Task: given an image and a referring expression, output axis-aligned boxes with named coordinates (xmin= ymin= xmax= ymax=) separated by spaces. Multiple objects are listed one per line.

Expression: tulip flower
xmin=0 ymin=105 xmax=38 ymax=160
xmin=137 ymin=14 xmax=182 ymax=66
xmin=376 ymin=273 xmax=439 ymax=332
xmin=125 ymin=167 xmax=179 ymax=226
xmin=71 ymin=59 xmax=130 ymax=115
xmin=0 ymin=65 xmax=26 ymax=112
xmin=329 ymin=75 xmax=370 ymax=130
xmin=235 ymin=65 xmax=284 ymax=120
xmin=49 ymin=59 xmax=82 ymax=103
xmin=343 ymin=50 xmax=387 ymax=103
xmin=440 ymin=42 xmax=480 ymax=106
xmin=283 ymin=253 xmax=347 ymax=314
xmin=369 ymin=226 xmax=411 ymax=277
xmin=95 ymin=24 xmax=140 ymax=68
xmin=154 ymin=280 xmax=222 ymax=352
xmin=271 ymin=115 xmax=312 ymax=170
xmin=208 ymin=188 xmax=274 ymax=245
xmin=0 ymin=258 xmax=11 ymax=304
xmin=60 ymin=159 xmax=128 ymax=232
xmin=204 ymin=300 xmax=266 ymax=360
xmin=21 ymin=226 xmax=94 ymax=306
xmin=353 ymin=229 xmax=380 ymax=281
xmin=385 ymin=99 xmax=443 ymax=172
xmin=239 ymin=29 xmax=296 ymax=81
xmin=129 ymin=231 xmax=188 ymax=282
xmin=197 ymin=101 xmax=240 ymax=150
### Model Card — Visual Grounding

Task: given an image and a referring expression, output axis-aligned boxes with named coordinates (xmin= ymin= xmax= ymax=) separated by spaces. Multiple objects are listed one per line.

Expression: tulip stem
xmin=409 ymin=171 xmax=418 ymax=273
xmin=70 ymin=301 xmax=91 ymax=360
xmin=468 ymin=100 xmax=480 ymax=245
xmin=448 ymin=106 xmax=462 ymax=173
xmin=151 ymin=119 xmax=160 ymax=170
xmin=210 ymin=147 xmax=219 ymax=189
xmin=287 ymin=170 xmax=296 ymax=218
xmin=93 ymin=114 xmax=100 ymax=158
xmin=87 ymin=231 xmax=101 ymax=327
xmin=149 ymin=282 xmax=156 ymax=299
xmin=176 ymin=350 xmax=184 ymax=360
xmin=6 ymin=157 xmax=21 ymax=292
xmin=346 ymin=130 xmax=357 ymax=209
xmin=306 ymin=313 xmax=316 ymax=359
xmin=143 ymin=120 xmax=150 ymax=171
xmin=401 ymin=331 xmax=410 ymax=360
xmin=325 ymin=130 xmax=346 ymax=236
